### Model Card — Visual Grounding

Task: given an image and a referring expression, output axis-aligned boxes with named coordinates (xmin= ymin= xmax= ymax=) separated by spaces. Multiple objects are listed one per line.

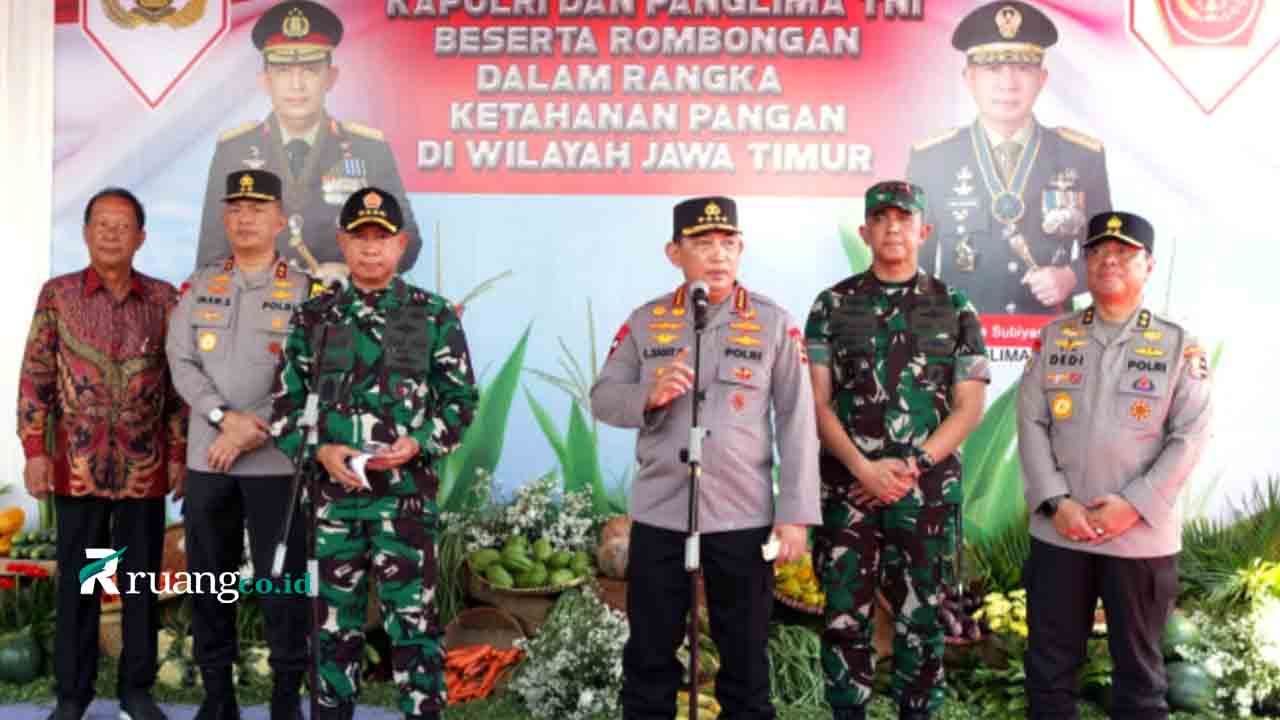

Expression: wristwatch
xmin=915 ymin=448 xmax=936 ymax=474
xmin=1039 ymin=494 xmax=1069 ymax=518
xmin=207 ymin=406 xmax=228 ymax=428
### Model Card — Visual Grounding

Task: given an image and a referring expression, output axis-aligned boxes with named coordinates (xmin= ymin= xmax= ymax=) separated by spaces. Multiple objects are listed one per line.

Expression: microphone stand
xmin=680 ymin=292 xmax=710 ymax=720
xmin=271 ymin=324 xmax=330 ymax=720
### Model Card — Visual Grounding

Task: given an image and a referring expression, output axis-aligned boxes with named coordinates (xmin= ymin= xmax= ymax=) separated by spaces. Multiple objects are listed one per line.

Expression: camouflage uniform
xmin=270 ymin=277 xmax=477 ymax=717
xmin=804 ymin=270 xmax=989 ymax=713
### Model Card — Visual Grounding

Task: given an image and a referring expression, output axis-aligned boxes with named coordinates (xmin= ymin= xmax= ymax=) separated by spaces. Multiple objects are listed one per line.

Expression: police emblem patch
xmin=1129 ymin=399 xmax=1152 ymax=422
xmin=1050 ymin=392 xmax=1073 ymax=420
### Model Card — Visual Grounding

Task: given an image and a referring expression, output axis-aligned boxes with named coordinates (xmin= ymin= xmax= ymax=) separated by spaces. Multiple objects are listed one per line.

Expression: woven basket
xmin=773 ymin=590 xmax=823 ymax=615
xmin=444 ymin=606 xmax=524 ymax=651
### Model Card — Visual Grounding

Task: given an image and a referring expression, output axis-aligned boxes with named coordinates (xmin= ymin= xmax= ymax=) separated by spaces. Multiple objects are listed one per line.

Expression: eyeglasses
xmin=684 ymin=235 xmax=742 ymax=255
xmin=1085 ymin=244 xmax=1144 ymax=262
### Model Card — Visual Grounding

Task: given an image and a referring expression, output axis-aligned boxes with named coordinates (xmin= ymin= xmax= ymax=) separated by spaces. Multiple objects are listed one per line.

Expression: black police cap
xmin=673 ymin=196 xmax=740 ymax=241
xmin=1085 ymin=212 xmax=1155 ymax=254
xmin=224 ymin=170 xmax=282 ymax=202
xmin=340 ymin=188 xmax=403 ymax=235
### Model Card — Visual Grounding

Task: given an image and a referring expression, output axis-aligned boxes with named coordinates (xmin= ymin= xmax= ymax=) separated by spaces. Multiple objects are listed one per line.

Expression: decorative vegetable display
xmin=445 ymin=644 xmax=523 ymax=704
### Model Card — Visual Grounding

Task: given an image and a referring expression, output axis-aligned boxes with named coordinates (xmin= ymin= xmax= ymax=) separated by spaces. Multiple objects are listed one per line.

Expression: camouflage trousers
xmin=814 ymin=456 xmax=960 ymax=713
xmin=314 ymin=493 xmax=443 ymax=716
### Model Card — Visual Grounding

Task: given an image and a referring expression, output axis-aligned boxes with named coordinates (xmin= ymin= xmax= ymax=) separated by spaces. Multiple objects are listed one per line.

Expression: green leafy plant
xmin=438 ymin=326 xmax=531 ymax=513
xmin=959 ymin=382 xmax=1026 ymax=546
xmin=1179 ymin=478 xmax=1280 ymax=610
xmin=526 ymin=299 xmax=628 ymax=516
xmin=966 ymin=510 xmax=1031 ymax=594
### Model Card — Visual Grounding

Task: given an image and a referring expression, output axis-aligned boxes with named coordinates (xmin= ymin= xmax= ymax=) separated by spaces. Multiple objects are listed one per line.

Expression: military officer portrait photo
xmin=196 ymin=0 xmax=421 ymax=281
xmin=906 ymin=0 xmax=1112 ymax=317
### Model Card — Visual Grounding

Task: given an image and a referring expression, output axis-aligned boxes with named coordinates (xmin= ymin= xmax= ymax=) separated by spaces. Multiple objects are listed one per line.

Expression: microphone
xmin=689 ymin=280 xmax=710 ymax=330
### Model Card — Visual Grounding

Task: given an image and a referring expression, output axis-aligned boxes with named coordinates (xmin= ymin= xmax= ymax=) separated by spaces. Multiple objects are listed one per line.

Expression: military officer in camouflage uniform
xmin=197 ymin=1 xmax=421 ymax=276
xmin=270 ymin=188 xmax=477 ymax=720
xmin=805 ymin=181 xmax=989 ymax=720
xmin=1018 ymin=212 xmax=1212 ymax=719
xmin=591 ymin=196 xmax=821 ymax=720
xmin=907 ymin=1 xmax=1111 ymax=316
xmin=168 ymin=170 xmax=313 ymax=720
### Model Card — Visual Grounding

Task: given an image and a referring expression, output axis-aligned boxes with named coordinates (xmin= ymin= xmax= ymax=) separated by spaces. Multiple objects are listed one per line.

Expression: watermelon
xmin=1161 ymin=611 xmax=1198 ymax=660
xmin=1166 ymin=661 xmax=1214 ymax=712
xmin=0 ymin=629 xmax=43 ymax=684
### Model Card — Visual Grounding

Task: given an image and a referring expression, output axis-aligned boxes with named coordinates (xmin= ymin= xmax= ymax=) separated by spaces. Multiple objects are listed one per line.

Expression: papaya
xmin=516 ymin=562 xmax=548 ymax=589
xmin=532 ymin=537 xmax=553 ymax=563
xmin=548 ymin=569 xmax=576 ymax=587
xmin=484 ymin=564 xmax=515 ymax=589
xmin=468 ymin=548 xmax=501 ymax=573
xmin=501 ymin=546 xmax=534 ymax=574
xmin=570 ymin=550 xmax=593 ymax=576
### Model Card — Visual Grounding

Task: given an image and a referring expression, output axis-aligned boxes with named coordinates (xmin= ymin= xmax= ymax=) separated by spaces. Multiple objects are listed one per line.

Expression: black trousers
xmin=1024 ymin=538 xmax=1179 ymax=720
xmin=622 ymin=522 xmax=775 ymax=720
xmin=54 ymin=494 xmax=165 ymax=705
xmin=184 ymin=469 xmax=308 ymax=673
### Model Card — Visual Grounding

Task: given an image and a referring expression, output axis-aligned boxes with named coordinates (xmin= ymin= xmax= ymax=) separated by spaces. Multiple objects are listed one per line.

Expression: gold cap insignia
xmin=996 ymin=5 xmax=1023 ymax=39
xmin=701 ymin=201 xmax=722 ymax=223
xmin=240 ymin=174 xmax=254 ymax=193
xmin=282 ymin=8 xmax=310 ymax=39
xmin=1107 ymin=215 xmax=1123 ymax=233
xmin=363 ymin=192 xmax=383 ymax=210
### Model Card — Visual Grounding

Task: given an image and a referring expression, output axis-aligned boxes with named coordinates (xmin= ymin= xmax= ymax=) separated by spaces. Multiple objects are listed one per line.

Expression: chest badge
xmin=1050 ymin=392 xmax=1073 ymax=420
xmin=1129 ymin=399 xmax=1152 ymax=422
xmin=198 ymin=331 xmax=218 ymax=352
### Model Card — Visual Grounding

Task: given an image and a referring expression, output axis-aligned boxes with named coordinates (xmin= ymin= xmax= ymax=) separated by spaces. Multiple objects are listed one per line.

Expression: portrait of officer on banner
xmin=906 ymin=1 xmax=1112 ymax=317
xmin=196 ymin=0 xmax=422 ymax=284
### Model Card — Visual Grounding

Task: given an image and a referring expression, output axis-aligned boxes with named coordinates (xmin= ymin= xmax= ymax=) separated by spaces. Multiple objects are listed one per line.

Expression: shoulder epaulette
xmin=1055 ymin=127 xmax=1104 ymax=153
xmin=912 ymin=127 xmax=960 ymax=153
xmin=342 ymin=121 xmax=384 ymax=141
xmin=218 ymin=121 xmax=257 ymax=143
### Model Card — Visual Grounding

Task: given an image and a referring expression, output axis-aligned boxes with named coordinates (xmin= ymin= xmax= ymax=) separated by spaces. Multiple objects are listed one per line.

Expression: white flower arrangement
xmin=441 ymin=469 xmax=599 ymax=554
xmin=1179 ymin=595 xmax=1280 ymax=717
xmin=508 ymin=587 xmax=629 ymax=720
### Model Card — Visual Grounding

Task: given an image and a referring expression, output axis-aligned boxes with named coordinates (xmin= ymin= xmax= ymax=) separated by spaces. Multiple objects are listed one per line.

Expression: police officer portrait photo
xmin=907 ymin=0 xmax=1112 ymax=317
xmin=196 ymin=0 xmax=422 ymax=283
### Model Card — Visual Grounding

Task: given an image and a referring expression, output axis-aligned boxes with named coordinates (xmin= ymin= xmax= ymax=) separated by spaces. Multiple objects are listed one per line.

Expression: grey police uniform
xmin=592 ymin=282 xmax=821 ymax=720
xmin=195 ymin=115 xmax=422 ymax=273
xmin=1017 ymin=304 xmax=1213 ymax=719
xmin=167 ymin=255 xmax=313 ymax=475
xmin=907 ymin=121 xmax=1111 ymax=315
xmin=165 ymin=254 xmax=313 ymax=679
xmin=1018 ymin=306 xmax=1212 ymax=556
xmin=591 ymin=284 xmax=821 ymax=532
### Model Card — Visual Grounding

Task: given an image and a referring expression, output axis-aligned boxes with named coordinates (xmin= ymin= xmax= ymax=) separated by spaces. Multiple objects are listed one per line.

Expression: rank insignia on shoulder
xmin=1055 ymin=127 xmax=1103 ymax=152
xmin=912 ymin=127 xmax=960 ymax=152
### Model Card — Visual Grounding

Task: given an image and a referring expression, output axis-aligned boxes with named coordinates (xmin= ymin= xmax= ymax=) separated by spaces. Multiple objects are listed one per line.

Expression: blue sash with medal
xmin=969 ymin=122 xmax=1042 ymax=227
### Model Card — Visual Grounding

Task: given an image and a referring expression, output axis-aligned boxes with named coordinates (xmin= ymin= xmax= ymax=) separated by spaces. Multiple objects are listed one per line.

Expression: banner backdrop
xmin=48 ymin=0 xmax=1280 ymax=531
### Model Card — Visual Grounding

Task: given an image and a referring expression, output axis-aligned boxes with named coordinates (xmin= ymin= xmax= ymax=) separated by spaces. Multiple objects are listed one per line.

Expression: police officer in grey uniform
xmin=168 ymin=170 xmax=314 ymax=720
xmin=591 ymin=196 xmax=821 ymax=720
xmin=195 ymin=1 xmax=421 ymax=276
xmin=907 ymin=0 xmax=1111 ymax=316
xmin=1018 ymin=212 xmax=1212 ymax=720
